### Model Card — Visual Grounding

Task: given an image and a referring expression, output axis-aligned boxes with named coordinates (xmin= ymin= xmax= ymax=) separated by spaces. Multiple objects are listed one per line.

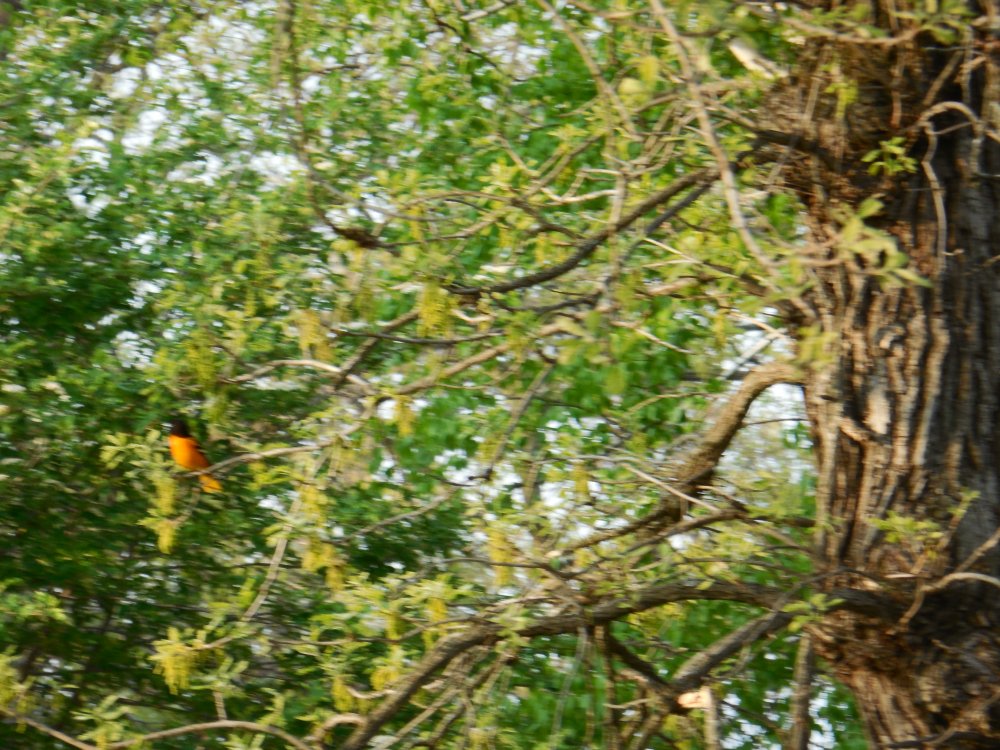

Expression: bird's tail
xmin=199 ymin=473 xmax=222 ymax=493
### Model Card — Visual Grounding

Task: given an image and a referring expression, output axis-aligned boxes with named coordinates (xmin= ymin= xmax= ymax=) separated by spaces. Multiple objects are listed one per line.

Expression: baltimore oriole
xmin=169 ymin=417 xmax=222 ymax=493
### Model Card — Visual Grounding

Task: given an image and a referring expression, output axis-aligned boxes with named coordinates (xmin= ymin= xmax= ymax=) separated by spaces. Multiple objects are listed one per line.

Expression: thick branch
xmin=340 ymin=628 xmax=491 ymax=750
xmin=565 ymin=508 xmax=745 ymax=555
xmin=605 ymin=632 xmax=671 ymax=689
xmin=679 ymin=361 xmax=803 ymax=484
xmin=671 ymin=611 xmax=793 ymax=692
xmin=341 ymin=577 xmax=887 ymax=750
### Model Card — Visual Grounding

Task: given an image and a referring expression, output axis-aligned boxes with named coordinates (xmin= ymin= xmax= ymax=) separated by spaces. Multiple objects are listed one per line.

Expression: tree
xmin=0 ymin=1 xmax=997 ymax=749
xmin=752 ymin=2 xmax=1000 ymax=745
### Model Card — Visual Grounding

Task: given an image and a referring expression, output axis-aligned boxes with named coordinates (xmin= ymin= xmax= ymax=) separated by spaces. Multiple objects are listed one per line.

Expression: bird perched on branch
xmin=168 ymin=417 xmax=222 ymax=493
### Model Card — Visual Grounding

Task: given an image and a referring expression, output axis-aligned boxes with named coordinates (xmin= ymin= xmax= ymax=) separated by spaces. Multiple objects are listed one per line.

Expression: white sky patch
xmin=128 ymin=231 xmax=158 ymax=257
xmin=122 ymin=109 xmax=168 ymax=153
xmin=67 ymin=189 xmax=111 ymax=217
xmin=166 ymin=152 xmax=225 ymax=184
xmin=248 ymin=151 xmax=303 ymax=187
xmin=378 ymin=394 xmax=428 ymax=423
xmin=258 ymin=494 xmax=286 ymax=514
xmin=72 ymin=126 xmax=113 ymax=167
xmin=302 ymin=74 xmax=323 ymax=95
xmin=112 ymin=330 xmax=154 ymax=368
xmin=132 ymin=280 xmax=163 ymax=304
xmin=489 ymin=22 xmax=548 ymax=76
xmin=204 ymin=14 xmax=266 ymax=54
xmin=245 ymin=377 xmax=304 ymax=391
xmin=109 ymin=66 xmax=143 ymax=100
xmin=386 ymin=113 xmax=418 ymax=134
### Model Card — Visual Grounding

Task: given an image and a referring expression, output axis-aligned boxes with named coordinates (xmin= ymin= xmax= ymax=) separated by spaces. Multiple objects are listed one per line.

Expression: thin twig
xmin=648 ymin=0 xmax=813 ymax=321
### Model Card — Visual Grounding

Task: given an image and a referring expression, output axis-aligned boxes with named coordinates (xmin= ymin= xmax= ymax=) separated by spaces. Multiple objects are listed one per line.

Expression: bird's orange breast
xmin=169 ymin=434 xmax=211 ymax=470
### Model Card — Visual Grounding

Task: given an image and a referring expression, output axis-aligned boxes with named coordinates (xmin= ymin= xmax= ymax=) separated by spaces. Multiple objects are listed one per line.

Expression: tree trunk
xmin=765 ymin=3 xmax=1000 ymax=746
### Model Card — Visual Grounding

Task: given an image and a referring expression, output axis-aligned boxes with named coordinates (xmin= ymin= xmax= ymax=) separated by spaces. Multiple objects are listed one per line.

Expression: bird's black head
xmin=169 ymin=417 xmax=191 ymax=437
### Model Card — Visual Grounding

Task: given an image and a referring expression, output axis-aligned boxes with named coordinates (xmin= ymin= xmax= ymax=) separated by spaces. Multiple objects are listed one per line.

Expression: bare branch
xmin=106 ymin=720 xmax=315 ymax=750
xmin=565 ymin=508 xmax=744 ymax=556
xmin=671 ymin=610 xmax=792 ymax=693
xmin=222 ymin=359 xmax=373 ymax=393
xmin=393 ymin=317 xmax=565 ymax=397
xmin=183 ymin=402 xmax=376 ymax=480
xmin=605 ymin=631 xmax=671 ymax=691
xmin=392 ymin=572 xmax=907 ymax=747
xmin=534 ymin=0 xmax=637 ymax=138
xmin=446 ymin=170 xmax=712 ymax=297
xmin=480 ymin=362 xmax=556 ymax=479
xmin=899 ymin=572 xmax=1000 ymax=628
xmin=955 ymin=525 xmax=1000 ymax=575
xmin=788 ymin=633 xmax=815 ymax=750
xmin=331 ymin=328 xmax=500 ymax=346
xmin=679 ymin=361 xmax=803 ymax=483
xmin=337 ymin=486 xmax=460 ymax=545
xmin=1 ymin=713 xmax=97 ymax=750
xmin=334 ymin=310 xmax=420 ymax=388
xmin=647 ymin=0 xmax=813 ymax=321
xmin=1 ymin=712 xmax=317 ymax=750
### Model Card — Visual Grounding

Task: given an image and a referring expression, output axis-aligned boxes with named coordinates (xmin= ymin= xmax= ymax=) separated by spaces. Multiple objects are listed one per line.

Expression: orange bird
xmin=169 ymin=417 xmax=222 ymax=493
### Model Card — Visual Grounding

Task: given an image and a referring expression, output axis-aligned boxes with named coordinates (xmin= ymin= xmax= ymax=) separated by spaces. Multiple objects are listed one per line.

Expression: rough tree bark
xmin=765 ymin=2 xmax=1000 ymax=746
